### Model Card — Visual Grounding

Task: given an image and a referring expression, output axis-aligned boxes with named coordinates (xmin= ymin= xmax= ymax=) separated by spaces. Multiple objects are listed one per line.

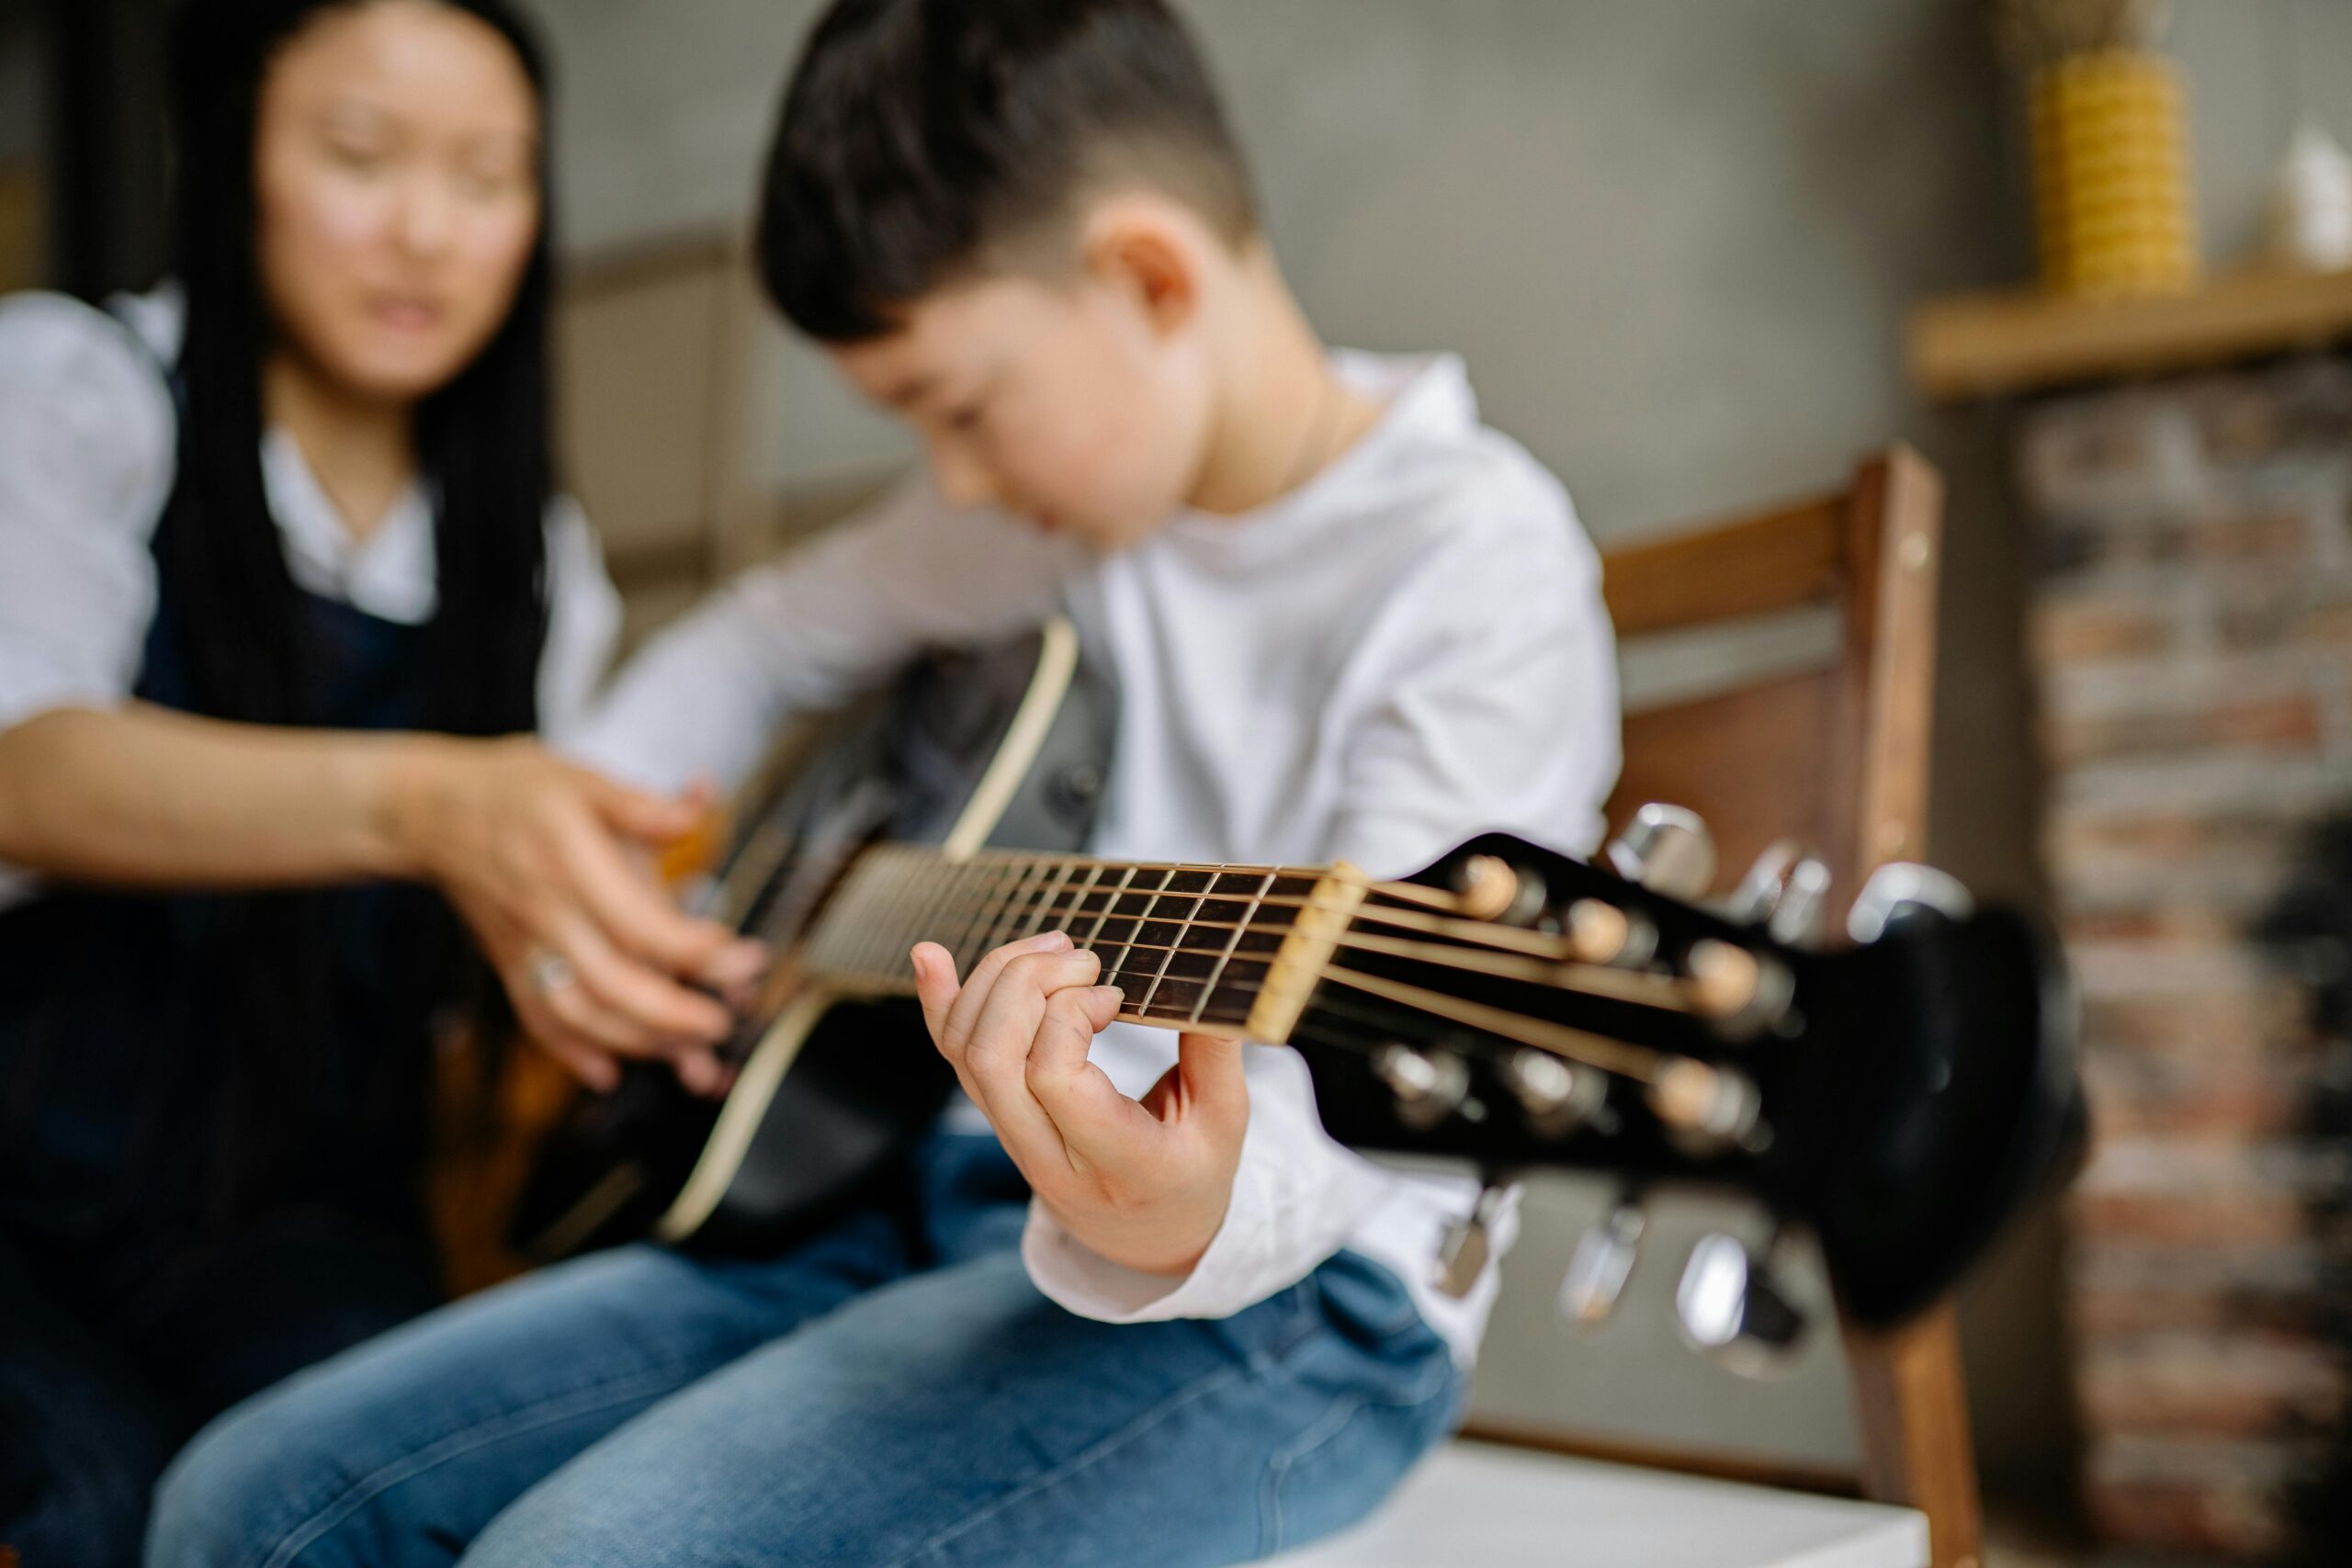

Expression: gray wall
xmin=528 ymin=0 xmax=2335 ymax=1485
xmin=2174 ymin=0 xmax=2352 ymax=265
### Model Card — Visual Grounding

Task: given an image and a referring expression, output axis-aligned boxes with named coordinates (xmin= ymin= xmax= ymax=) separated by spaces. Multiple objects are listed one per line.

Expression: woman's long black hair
xmin=158 ymin=0 xmax=556 ymax=1223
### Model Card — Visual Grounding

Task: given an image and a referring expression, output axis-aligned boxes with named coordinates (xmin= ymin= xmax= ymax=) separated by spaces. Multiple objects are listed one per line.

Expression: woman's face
xmin=254 ymin=0 xmax=541 ymax=405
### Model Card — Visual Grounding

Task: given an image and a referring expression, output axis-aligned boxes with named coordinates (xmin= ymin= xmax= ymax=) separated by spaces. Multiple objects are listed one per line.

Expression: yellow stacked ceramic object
xmin=2030 ymin=50 xmax=2199 ymax=298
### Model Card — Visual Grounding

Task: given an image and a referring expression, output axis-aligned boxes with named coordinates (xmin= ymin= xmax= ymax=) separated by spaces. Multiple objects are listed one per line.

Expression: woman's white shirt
xmin=0 ymin=288 xmax=624 ymax=907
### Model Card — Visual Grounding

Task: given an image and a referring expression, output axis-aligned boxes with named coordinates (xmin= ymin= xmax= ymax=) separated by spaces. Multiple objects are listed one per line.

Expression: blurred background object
xmin=1997 ymin=0 xmax=2202 ymax=299
xmin=9 ymin=1 xmax=2352 ymax=1562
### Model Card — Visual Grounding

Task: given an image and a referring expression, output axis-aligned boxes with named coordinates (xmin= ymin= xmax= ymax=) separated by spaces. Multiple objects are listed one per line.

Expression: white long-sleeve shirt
xmin=0 ymin=288 xmax=624 ymax=911
xmin=569 ymin=351 xmax=1621 ymax=1363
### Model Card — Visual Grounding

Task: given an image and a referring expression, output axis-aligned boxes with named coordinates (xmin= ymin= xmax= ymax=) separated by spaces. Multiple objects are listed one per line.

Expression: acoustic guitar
xmin=511 ymin=620 xmax=2083 ymax=1356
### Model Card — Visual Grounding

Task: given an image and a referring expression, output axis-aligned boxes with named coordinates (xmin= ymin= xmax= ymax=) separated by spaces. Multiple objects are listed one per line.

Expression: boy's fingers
xmin=938 ymin=931 xmax=1071 ymax=1058
xmin=1024 ymin=987 xmax=1146 ymax=1140
xmin=1176 ymin=1031 xmax=1250 ymax=1125
xmin=1027 ymin=985 xmax=1122 ymax=1081
xmin=911 ymin=943 xmax=961 ymax=1042
xmin=957 ymin=951 xmax=1103 ymax=1157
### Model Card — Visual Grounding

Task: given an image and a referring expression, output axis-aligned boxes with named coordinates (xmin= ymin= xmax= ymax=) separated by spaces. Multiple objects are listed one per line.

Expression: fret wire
xmin=812 ymin=855 xmax=1538 ymax=985
xmin=1186 ymin=868 xmax=1274 ymax=1025
xmin=1135 ymin=865 xmax=1218 ymax=1015
xmin=1022 ymin=859 xmax=1081 ymax=941
xmin=900 ymin=889 xmax=1307 ymax=933
xmin=1097 ymin=863 xmax=1168 ymax=983
xmin=918 ymin=860 xmax=974 ymax=966
xmin=834 ymin=856 xmax=1337 ymax=911
xmin=860 ymin=854 xmax=904 ymax=978
xmin=1026 ymin=856 xmax=1083 ymax=937
xmin=892 ymin=854 xmax=1332 ymax=895
xmin=960 ymin=860 xmax=1023 ymax=968
xmin=944 ymin=860 xmax=1001 ymax=969
xmin=946 ymin=857 xmax=1018 ymax=970
xmin=839 ymin=858 xmax=887 ymax=977
xmin=883 ymin=886 xmax=1363 ymax=920
xmin=1059 ymin=861 xmax=1110 ymax=962
xmin=876 ymin=855 xmax=922 ymax=978
xmin=980 ymin=860 xmax=1051 ymax=961
xmin=891 ymin=853 xmax=941 ymax=977
xmin=1082 ymin=863 xmax=1137 ymax=953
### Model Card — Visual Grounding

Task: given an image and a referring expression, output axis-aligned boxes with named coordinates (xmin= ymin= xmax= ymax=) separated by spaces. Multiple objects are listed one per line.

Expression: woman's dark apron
xmin=0 ymin=570 xmax=455 ymax=1346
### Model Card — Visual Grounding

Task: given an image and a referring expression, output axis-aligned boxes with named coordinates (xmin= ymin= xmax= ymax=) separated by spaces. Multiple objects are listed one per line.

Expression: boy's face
xmin=831 ymin=266 xmax=1216 ymax=551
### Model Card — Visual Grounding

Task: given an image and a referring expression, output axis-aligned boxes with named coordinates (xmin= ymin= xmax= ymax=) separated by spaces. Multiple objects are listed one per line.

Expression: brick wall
xmin=2019 ymin=356 xmax=2352 ymax=1557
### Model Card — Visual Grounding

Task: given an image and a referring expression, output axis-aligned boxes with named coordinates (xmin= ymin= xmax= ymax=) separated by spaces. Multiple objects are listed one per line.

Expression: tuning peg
xmin=1683 ymin=940 xmax=1794 ymax=1040
xmin=1726 ymin=840 xmax=1798 ymax=923
xmin=1675 ymin=1233 xmax=1809 ymax=1376
xmin=1374 ymin=1044 xmax=1470 ymax=1130
xmin=1453 ymin=854 xmax=1546 ymax=926
xmin=1725 ymin=840 xmax=1833 ymax=949
xmin=1503 ymin=1048 xmax=1608 ymax=1137
xmin=1768 ymin=857 xmax=1833 ymax=948
xmin=1433 ymin=1183 xmax=1511 ymax=1300
xmin=1847 ymin=863 xmax=1975 ymax=944
xmin=1646 ymin=1058 xmax=1765 ymax=1156
xmin=1608 ymin=804 xmax=1717 ymax=902
xmin=1557 ymin=1191 xmax=1645 ymax=1331
xmin=1566 ymin=898 xmax=1657 ymax=967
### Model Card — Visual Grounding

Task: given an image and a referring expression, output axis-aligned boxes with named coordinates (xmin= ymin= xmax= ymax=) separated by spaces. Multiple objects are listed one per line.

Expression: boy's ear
xmin=1083 ymin=203 xmax=1204 ymax=338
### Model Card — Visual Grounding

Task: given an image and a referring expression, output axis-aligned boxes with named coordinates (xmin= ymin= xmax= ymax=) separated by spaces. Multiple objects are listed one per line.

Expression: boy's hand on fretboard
xmin=910 ymin=931 xmax=1246 ymax=1279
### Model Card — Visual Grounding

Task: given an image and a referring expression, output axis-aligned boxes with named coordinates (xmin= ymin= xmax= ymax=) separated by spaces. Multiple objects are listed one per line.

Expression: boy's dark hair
xmin=759 ymin=0 xmax=1256 ymax=342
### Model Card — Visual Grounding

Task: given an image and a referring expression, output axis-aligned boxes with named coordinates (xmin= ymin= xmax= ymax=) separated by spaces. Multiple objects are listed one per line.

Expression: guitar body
xmin=508 ymin=620 xmax=1117 ymax=1262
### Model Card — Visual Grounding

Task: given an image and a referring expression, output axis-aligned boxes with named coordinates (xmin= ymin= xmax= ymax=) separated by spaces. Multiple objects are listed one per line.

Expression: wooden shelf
xmin=1907 ymin=264 xmax=2352 ymax=401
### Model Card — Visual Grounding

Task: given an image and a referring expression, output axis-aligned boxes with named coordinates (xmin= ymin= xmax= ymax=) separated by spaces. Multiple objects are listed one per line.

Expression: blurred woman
xmin=0 ymin=4 xmax=758 ymax=1562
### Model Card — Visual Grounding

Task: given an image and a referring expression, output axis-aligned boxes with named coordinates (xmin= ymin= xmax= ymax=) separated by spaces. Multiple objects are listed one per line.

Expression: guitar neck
xmin=799 ymin=845 xmax=1363 ymax=1041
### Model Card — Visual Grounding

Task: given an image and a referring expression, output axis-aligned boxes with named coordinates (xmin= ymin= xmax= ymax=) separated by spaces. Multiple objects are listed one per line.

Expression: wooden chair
xmin=1600 ymin=444 xmax=1973 ymax=1563
xmin=1276 ymin=446 xmax=1973 ymax=1568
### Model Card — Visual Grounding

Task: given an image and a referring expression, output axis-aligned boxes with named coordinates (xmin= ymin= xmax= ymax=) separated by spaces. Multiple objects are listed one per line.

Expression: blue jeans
xmin=148 ymin=1133 xmax=1460 ymax=1567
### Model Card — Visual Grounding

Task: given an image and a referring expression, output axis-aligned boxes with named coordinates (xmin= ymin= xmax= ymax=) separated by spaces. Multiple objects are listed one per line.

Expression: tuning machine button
xmin=1675 ymin=1233 xmax=1809 ymax=1376
xmin=1433 ymin=1183 xmax=1511 ymax=1300
xmin=1503 ymin=1049 xmax=1609 ymax=1138
xmin=1566 ymin=898 xmax=1658 ymax=968
xmin=1608 ymin=804 xmax=1717 ymax=902
xmin=1646 ymin=1058 xmax=1767 ymax=1156
xmin=1558 ymin=1190 xmax=1645 ymax=1331
xmin=1684 ymin=939 xmax=1795 ymax=1041
xmin=1848 ymin=863 xmax=1975 ymax=945
xmin=1374 ymin=1044 xmax=1471 ymax=1131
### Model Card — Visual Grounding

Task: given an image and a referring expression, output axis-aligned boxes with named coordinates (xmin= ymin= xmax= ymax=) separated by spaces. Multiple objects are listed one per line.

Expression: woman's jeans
xmin=148 ymin=1132 xmax=1462 ymax=1567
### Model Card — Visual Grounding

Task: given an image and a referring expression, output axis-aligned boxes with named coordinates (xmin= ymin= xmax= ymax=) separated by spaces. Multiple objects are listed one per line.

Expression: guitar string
xmin=808 ymin=919 xmax=1699 ymax=1023
xmin=831 ymin=871 xmax=1597 ymax=965
xmin=821 ymin=869 xmax=1591 ymax=964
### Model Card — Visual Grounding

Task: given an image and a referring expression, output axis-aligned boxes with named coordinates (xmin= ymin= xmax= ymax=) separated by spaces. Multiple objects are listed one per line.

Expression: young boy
xmin=149 ymin=1 xmax=1619 ymax=1562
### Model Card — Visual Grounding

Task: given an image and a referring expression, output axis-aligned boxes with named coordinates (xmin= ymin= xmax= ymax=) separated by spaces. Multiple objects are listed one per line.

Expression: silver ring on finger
xmin=526 ymin=948 xmax=578 ymax=996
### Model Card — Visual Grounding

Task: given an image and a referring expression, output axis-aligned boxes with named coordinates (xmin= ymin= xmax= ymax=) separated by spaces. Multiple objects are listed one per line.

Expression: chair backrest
xmin=1602 ymin=446 xmax=1940 ymax=899
xmin=1475 ymin=446 xmax=1980 ymax=1568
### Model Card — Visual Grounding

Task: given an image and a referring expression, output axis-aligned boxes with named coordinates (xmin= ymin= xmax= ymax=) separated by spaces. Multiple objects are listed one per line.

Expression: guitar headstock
xmin=1285 ymin=807 xmax=2084 ymax=1365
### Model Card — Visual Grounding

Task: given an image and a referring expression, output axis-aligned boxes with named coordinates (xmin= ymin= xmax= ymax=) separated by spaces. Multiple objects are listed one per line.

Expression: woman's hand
xmin=382 ymin=737 xmax=765 ymax=1093
xmin=910 ymin=931 xmax=1247 ymax=1277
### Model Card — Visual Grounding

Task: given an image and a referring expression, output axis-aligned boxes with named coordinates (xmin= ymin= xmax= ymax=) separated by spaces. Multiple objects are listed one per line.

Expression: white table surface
xmin=1266 ymin=1440 xmax=1929 ymax=1568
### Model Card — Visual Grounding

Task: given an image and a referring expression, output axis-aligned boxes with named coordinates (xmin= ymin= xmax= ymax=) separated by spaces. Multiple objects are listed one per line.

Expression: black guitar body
xmin=508 ymin=623 xmax=1117 ymax=1263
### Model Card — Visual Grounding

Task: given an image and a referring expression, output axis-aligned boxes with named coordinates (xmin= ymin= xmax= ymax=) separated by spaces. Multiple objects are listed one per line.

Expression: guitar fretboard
xmin=800 ymin=847 xmax=1331 ymax=1032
